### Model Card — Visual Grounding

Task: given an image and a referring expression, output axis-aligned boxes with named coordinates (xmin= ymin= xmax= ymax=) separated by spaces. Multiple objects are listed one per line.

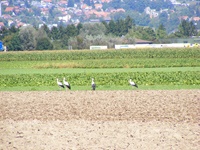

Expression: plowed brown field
xmin=0 ymin=90 xmax=199 ymax=149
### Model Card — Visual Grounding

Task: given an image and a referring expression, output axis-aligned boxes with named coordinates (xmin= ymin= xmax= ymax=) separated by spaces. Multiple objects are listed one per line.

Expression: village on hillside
xmin=0 ymin=0 xmax=199 ymax=32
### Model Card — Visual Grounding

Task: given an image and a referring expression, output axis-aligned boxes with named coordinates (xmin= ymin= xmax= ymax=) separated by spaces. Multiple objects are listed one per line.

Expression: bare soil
xmin=0 ymin=90 xmax=199 ymax=149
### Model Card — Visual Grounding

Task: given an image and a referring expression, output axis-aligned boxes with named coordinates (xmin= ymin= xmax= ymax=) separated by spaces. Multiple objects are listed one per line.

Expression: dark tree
xmin=65 ymin=24 xmax=78 ymax=37
xmin=50 ymin=26 xmax=60 ymax=40
xmin=176 ymin=20 xmax=197 ymax=37
xmin=41 ymin=24 xmax=51 ymax=38
xmin=7 ymin=34 xmax=23 ymax=51
xmin=76 ymin=23 xmax=83 ymax=34
xmin=36 ymin=37 xmax=53 ymax=50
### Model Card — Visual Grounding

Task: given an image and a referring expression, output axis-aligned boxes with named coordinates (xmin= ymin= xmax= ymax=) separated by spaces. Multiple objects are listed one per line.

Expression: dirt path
xmin=0 ymin=90 xmax=199 ymax=149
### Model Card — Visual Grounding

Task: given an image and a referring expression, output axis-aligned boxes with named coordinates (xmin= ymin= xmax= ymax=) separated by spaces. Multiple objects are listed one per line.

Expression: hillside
xmin=0 ymin=0 xmax=199 ymax=33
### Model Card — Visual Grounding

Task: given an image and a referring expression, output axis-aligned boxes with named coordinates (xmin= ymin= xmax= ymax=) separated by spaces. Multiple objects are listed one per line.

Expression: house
xmin=41 ymin=8 xmax=49 ymax=15
xmin=93 ymin=11 xmax=109 ymax=18
xmin=58 ymin=0 xmax=68 ymax=6
xmin=192 ymin=17 xmax=200 ymax=22
xmin=8 ymin=20 xmax=15 ymax=27
xmin=110 ymin=8 xmax=125 ymax=13
xmin=145 ymin=7 xmax=158 ymax=18
xmin=5 ymin=7 xmax=15 ymax=12
xmin=94 ymin=3 xmax=103 ymax=10
xmin=2 ymin=14 xmax=12 ymax=19
xmin=103 ymin=17 xmax=111 ymax=23
xmin=90 ymin=19 xmax=101 ymax=23
xmin=1 ymin=1 xmax=9 ymax=6
xmin=58 ymin=15 xmax=71 ymax=22
xmin=42 ymin=0 xmax=52 ymax=3
xmin=101 ymin=0 xmax=112 ymax=2
xmin=179 ymin=16 xmax=189 ymax=21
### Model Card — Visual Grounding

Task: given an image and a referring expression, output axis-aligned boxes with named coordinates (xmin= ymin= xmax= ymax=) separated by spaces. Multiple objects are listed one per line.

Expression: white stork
xmin=91 ymin=78 xmax=96 ymax=90
xmin=63 ymin=77 xmax=71 ymax=90
xmin=129 ymin=79 xmax=138 ymax=88
xmin=57 ymin=78 xmax=65 ymax=89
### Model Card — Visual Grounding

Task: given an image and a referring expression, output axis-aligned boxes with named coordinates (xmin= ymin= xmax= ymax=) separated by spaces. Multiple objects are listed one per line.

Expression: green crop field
xmin=0 ymin=48 xmax=199 ymax=91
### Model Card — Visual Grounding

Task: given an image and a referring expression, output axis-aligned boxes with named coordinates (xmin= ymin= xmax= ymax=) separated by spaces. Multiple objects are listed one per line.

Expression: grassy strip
xmin=0 ymin=85 xmax=199 ymax=91
xmin=0 ymin=58 xmax=199 ymax=69
xmin=0 ymin=67 xmax=200 ymax=75
xmin=0 ymin=48 xmax=199 ymax=61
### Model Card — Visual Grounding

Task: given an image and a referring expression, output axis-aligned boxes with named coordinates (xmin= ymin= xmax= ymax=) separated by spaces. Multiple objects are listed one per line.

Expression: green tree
xmin=174 ymin=20 xmax=197 ymax=37
xmin=126 ymin=26 xmax=156 ymax=41
xmin=40 ymin=24 xmax=51 ymax=38
xmin=0 ymin=26 xmax=9 ymax=40
xmin=36 ymin=37 xmax=53 ymax=50
xmin=65 ymin=24 xmax=78 ymax=37
xmin=76 ymin=23 xmax=83 ymax=34
xmin=105 ymin=16 xmax=134 ymax=36
xmin=107 ymin=20 xmax=116 ymax=35
xmin=50 ymin=26 xmax=60 ymax=40
xmin=19 ymin=26 xmax=37 ymax=50
xmin=9 ymin=26 xmax=19 ymax=33
xmin=6 ymin=34 xmax=23 ymax=51
xmin=156 ymin=24 xmax=167 ymax=39
xmin=79 ymin=23 xmax=106 ymax=37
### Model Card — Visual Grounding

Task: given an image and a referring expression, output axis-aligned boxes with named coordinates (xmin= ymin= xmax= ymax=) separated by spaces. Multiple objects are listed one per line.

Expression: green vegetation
xmin=1 ymin=16 xmax=199 ymax=51
xmin=0 ymin=48 xmax=199 ymax=91
xmin=0 ymin=71 xmax=199 ymax=87
xmin=0 ymin=48 xmax=199 ymax=61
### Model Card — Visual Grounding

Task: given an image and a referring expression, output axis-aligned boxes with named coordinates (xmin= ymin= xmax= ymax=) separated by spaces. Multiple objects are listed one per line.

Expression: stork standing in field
xmin=63 ymin=77 xmax=71 ymax=90
xmin=91 ymin=78 xmax=96 ymax=90
xmin=129 ymin=79 xmax=138 ymax=88
xmin=57 ymin=78 xmax=65 ymax=90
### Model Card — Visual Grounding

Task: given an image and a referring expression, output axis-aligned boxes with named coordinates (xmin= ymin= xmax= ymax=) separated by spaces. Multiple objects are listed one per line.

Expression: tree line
xmin=0 ymin=16 xmax=199 ymax=51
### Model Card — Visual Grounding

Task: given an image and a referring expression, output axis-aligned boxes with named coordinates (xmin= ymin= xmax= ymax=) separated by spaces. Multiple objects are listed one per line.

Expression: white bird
xmin=91 ymin=78 xmax=96 ymax=90
xmin=63 ymin=77 xmax=71 ymax=90
xmin=57 ymin=78 xmax=65 ymax=89
xmin=129 ymin=79 xmax=138 ymax=88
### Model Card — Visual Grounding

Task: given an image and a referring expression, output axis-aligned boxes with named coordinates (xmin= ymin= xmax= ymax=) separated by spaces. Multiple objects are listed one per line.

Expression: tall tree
xmin=175 ymin=20 xmax=197 ymax=37
xmin=126 ymin=26 xmax=156 ymax=41
xmin=76 ymin=23 xmax=83 ymax=34
xmin=156 ymin=24 xmax=167 ymax=39
xmin=65 ymin=24 xmax=78 ymax=37
xmin=79 ymin=23 xmax=106 ymax=37
xmin=6 ymin=34 xmax=23 ymax=51
xmin=41 ymin=24 xmax=51 ymax=38
xmin=36 ymin=37 xmax=53 ymax=50
xmin=19 ymin=26 xmax=37 ymax=50
xmin=50 ymin=26 xmax=60 ymax=40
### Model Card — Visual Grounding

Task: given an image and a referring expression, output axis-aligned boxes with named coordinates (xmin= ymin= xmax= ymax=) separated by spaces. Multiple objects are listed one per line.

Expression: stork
xmin=129 ymin=79 xmax=138 ymax=88
xmin=57 ymin=78 xmax=65 ymax=90
xmin=63 ymin=77 xmax=71 ymax=90
xmin=91 ymin=78 xmax=96 ymax=90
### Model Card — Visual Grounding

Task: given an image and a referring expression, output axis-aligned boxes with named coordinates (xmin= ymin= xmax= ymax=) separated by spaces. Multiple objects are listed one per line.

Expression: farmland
xmin=1 ymin=90 xmax=199 ymax=149
xmin=0 ymin=48 xmax=199 ymax=91
xmin=0 ymin=48 xmax=199 ymax=149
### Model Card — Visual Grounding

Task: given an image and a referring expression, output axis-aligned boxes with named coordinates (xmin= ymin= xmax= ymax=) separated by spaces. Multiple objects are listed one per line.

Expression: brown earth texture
xmin=0 ymin=90 xmax=199 ymax=150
